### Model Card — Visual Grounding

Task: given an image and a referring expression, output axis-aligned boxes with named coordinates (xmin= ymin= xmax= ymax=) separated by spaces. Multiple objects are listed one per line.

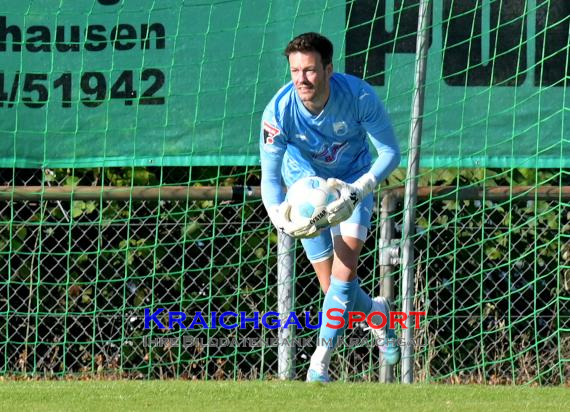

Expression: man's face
xmin=288 ymin=51 xmax=332 ymax=111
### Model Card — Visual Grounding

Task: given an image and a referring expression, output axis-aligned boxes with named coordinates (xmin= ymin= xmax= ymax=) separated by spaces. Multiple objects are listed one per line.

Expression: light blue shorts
xmin=300 ymin=193 xmax=374 ymax=262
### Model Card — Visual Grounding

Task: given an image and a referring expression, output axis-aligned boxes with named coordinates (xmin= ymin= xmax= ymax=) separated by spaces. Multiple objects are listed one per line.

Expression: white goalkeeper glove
xmin=326 ymin=172 xmax=377 ymax=226
xmin=267 ymin=201 xmax=321 ymax=239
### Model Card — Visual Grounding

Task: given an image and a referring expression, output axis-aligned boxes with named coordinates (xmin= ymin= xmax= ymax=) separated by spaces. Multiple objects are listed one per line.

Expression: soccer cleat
xmin=381 ymin=327 xmax=401 ymax=366
xmin=306 ymin=368 xmax=330 ymax=383
xmin=365 ymin=297 xmax=401 ymax=366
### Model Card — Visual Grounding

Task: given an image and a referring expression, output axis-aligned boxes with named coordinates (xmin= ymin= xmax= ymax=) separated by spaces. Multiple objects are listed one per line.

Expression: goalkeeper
xmin=259 ymin=32 xmax=401 ymax=382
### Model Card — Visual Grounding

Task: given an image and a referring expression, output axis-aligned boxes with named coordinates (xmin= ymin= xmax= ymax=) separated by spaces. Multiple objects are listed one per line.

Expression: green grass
xmin=0 ymin=381 xmax=568 ymax=412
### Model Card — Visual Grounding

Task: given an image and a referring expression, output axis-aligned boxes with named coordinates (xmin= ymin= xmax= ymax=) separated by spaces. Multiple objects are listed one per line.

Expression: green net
xmin=0 ymin=0 xmax=568 ymax=384
xmin=0 ymin=0 xmax=568 ymax=168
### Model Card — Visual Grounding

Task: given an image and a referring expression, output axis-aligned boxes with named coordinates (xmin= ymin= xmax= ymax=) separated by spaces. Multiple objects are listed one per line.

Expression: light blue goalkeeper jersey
xmin=260 ymin=72 xmax=400 ymax=208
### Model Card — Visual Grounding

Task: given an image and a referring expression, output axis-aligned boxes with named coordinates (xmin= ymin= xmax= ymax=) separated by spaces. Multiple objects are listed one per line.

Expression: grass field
xmin=0 ymin=380 xmax=568 ymax=411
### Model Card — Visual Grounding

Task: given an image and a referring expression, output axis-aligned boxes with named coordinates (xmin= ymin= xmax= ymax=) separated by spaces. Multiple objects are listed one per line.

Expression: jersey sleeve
xmin=357 ymin=81 xmax=401 ymax=182
xmin=260 ymin=104 xmax=287 ymax=208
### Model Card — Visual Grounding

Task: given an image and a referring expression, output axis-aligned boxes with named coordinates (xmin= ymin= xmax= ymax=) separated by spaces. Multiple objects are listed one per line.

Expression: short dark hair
xmin=284 ymin=32 xmax=333 ymax=67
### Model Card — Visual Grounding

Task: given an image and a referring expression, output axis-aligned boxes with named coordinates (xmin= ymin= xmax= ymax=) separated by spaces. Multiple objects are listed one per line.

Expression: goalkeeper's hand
xmin=267 ymin=202 xmax=321 ymax=239
xmin=326 ymin=173 xmax=377 ymax=226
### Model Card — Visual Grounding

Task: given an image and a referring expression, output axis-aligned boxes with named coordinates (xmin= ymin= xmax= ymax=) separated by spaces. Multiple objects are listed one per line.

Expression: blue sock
xmin=318 ymin=276 xmax=358 ymax=348
xmin=352 ymin=284 xmax=373 ymax=314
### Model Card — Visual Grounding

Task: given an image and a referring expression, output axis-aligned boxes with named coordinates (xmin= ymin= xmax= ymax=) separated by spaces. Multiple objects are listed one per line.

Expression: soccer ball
xmin=285 ymin=176 xmax=338 ymax=229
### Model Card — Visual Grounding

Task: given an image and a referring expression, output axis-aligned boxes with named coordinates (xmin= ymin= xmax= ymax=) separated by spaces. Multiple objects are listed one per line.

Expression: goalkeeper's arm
xmin=326 ymin=125 xmax=400 ymax=226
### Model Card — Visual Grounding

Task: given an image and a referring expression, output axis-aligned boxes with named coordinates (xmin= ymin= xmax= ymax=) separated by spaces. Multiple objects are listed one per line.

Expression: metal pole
xmin=0 ymin=185 xmax=261 ymax=201
xmin=277 ymin=231 xmax=295 ymax=379
xmin=401 ymin=0 xmax=431 ymax=384
xmin=3 ymin=185 xmax=569 ymax=202
xmin=379 ymin=192 xmax=398 ymax=383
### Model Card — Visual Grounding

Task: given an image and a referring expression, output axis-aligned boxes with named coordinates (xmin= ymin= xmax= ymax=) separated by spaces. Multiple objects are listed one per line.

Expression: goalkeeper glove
xmin=267 ymin=201 xmax=321 ymax=239
xmin=326 ymin=172 xmax=377 ymax=226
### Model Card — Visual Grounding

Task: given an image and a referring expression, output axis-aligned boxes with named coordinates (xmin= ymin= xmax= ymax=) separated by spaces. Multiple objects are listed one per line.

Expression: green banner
xmin=0 ymin=0 xmax=568 ymax=168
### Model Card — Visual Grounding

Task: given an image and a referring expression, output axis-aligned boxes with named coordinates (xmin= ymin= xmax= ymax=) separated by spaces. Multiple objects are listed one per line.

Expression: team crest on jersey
xmin=312 ymin=141 xmax=348 ymax=164
xmin=333 ymin=121 xmax=348 ymax=136
xmin=263 ymin=121 xmax=280 ymax=144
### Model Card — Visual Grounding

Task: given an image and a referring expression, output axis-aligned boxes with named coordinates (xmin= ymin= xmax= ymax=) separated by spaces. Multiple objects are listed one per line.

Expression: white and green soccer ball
xmin=285 ymin=176 xmax=338 ymax=229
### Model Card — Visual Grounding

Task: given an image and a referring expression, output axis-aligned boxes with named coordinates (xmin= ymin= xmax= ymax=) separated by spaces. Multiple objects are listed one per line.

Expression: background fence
xmin=0 ymin=0 xmax=569 ymax=385
xmin=0 ymin=167 xmax=568 ymax=384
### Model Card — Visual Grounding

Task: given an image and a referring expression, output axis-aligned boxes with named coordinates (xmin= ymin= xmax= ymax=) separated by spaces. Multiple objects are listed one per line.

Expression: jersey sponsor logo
xmin=312 ymin=141 xmax=348 ymax=164
xmin=263 ymin=121 xmax=280 ymax=144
